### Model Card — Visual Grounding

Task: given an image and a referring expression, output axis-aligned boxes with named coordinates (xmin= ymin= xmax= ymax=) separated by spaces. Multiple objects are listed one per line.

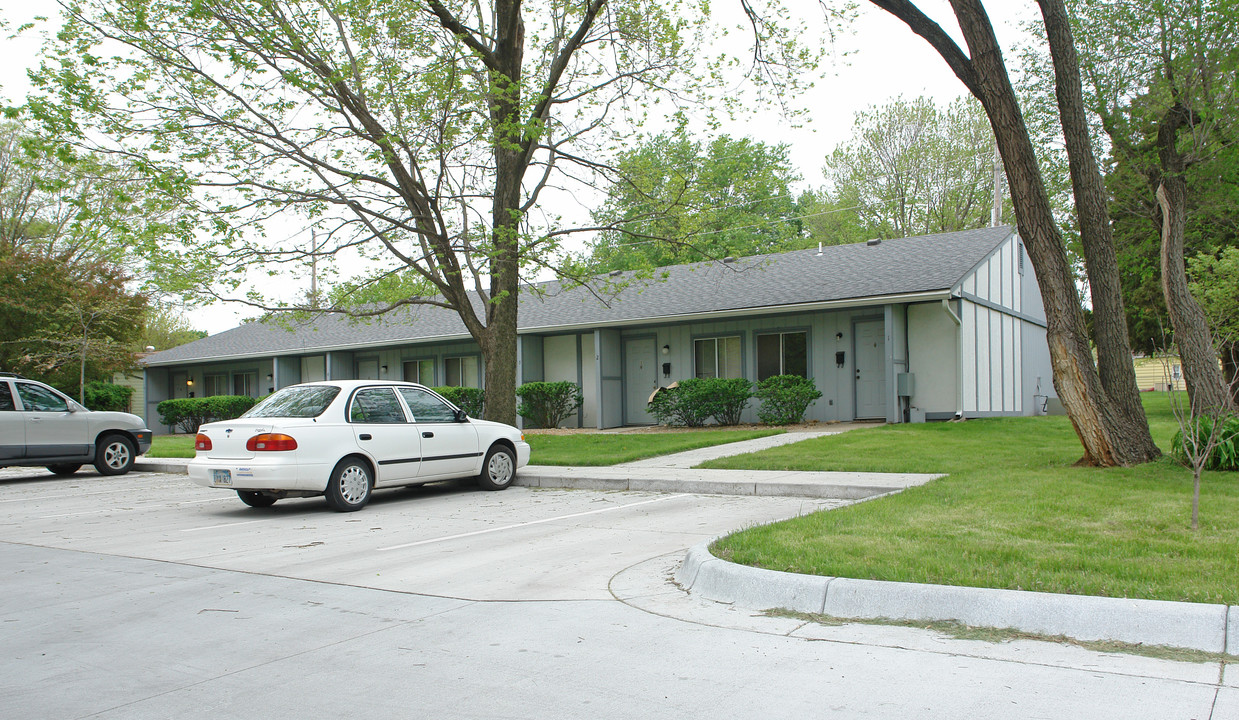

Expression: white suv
xmin=0 ymin=374 xmax=153 ymax=476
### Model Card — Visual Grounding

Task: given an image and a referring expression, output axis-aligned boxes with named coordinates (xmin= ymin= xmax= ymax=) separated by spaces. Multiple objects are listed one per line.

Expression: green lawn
xmin=526 ymin=429 xmax=781 ymax=465
xmin=705 ymin=393 xmax=1239 ymax=605
xmin=147 ymin=435 xmax=196 ymax=458
xmin=147 ymin=428 xmax=783 ymax=465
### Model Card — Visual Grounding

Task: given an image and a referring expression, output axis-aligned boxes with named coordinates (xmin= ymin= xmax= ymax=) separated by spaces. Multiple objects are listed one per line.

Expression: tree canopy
xmin=586 ymin=132 xmax=808 ymax=272
xmin=818 ymin=95 xmax=1008 ymax=240
xmin=24 ymin=0 xmax=815 ymax=423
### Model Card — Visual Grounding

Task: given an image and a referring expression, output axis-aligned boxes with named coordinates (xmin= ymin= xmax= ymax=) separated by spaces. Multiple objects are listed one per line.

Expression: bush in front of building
xmin=434 ymin=386 xmax=485 ymax=418
xmin=157 ymin=395 xmax=258 ymax=433
xmin=754 ymin=375 xmax=822 ymax=425
xmin=516 ymin=381 xmax=583 ymax=428
xmin=648 ymin=378 xmax=753 ymax=427
xmin=83 ymin=381 xmax=134 ymax=412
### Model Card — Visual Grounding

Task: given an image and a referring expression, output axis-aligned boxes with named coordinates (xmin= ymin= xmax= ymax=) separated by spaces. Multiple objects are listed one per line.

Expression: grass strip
xmin=526 ymin=429 xmax=781 ymax=465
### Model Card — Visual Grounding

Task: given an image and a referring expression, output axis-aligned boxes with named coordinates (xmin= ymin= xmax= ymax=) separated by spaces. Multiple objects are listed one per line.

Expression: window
xmin=204 ymin=374 xmax=228 ymax=397
xmin=16 ymin=382 xmax=69 ymax=412
xmin=244 ymin=386 xmax=340 ymax=419
xmin=0 ymin=383 xmax=15 ymax=411
xmin=444 ymin=356 xmax=479 ymax=387
xmin=756 ymin=331 xmax=808 ymax=380
xmin=233 ymin=371 xmax=258 ymax=397
xmin=349 ymin=388 xmax=407 ymax=424
xmin=397 ymin=387 xmax=458 ymax=423
xmin=403 ymin=359 xmax=435 ymax=385
xmin=694 ymin=336 xmax=742 ymax=379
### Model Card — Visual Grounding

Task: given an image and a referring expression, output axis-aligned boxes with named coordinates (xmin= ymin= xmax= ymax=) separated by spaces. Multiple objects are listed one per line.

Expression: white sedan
xmin=188 ymin=380 xmax=530 ymax=512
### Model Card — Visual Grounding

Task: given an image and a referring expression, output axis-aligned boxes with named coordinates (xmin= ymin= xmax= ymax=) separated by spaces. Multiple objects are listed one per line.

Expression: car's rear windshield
xmin=242 ymin=386 xmax=340 ymax=418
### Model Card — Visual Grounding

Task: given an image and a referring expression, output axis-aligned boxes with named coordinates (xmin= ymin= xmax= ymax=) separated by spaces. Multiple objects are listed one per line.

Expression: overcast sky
xmin=1 ymin=1 xmax=1035 ymax=334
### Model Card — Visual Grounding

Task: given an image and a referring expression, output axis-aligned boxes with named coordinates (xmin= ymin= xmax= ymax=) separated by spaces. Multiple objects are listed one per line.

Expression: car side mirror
xmin=454 ymin=409 xmax=469 ymax=422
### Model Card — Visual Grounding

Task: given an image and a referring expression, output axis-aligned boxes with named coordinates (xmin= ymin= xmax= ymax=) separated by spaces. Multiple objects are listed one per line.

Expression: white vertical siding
xmin=962 ymin=301 xmax=978 ymax=412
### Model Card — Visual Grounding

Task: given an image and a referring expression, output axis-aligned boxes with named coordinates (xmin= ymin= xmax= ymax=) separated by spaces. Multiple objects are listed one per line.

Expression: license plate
xmin=212 ymin=469 xmax=233 ymax=487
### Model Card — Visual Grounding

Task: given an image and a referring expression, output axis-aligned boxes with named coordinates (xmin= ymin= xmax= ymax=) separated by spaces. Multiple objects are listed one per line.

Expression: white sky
xmin=0 ymin=1 xmax=1036 ymax=334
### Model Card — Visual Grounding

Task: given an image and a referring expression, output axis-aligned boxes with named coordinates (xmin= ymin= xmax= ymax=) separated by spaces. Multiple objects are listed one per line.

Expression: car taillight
xmin=195 ymin=434 xmax=212 ymax=451
xmin=246 ymin=433 xmax=298 ymax=452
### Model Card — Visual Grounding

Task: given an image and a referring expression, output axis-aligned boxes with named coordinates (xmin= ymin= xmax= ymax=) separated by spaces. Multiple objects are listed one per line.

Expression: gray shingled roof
xmin=144 ymin=226 xmax=1014 ymax=366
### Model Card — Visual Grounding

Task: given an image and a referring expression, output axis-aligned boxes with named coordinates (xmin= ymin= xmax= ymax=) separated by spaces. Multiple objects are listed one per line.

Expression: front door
xmin=854 ymin=319 xmax=886 ymax=420
xmin=624 ymin=337 xmax=658 ymax=425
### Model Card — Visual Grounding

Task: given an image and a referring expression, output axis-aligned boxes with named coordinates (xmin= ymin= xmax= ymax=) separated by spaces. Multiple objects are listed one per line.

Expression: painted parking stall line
xmin=378 ymin=493 xmax=689 ymax=552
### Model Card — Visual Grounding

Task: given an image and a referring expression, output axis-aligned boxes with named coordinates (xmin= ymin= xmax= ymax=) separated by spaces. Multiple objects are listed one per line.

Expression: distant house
xmin=1132 ymin=354 xmax=1188 ymax=392
xmin=139 ymin=226 xmax=1056 ymax=431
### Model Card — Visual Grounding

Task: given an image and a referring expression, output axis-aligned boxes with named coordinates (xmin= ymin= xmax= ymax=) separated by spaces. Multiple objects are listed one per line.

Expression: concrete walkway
xmin=515 ymin=426 xmax=940 ymax=499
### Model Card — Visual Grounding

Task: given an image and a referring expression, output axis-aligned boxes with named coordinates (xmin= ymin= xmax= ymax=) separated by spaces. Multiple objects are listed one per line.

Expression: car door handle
xmin=359 ymin=434 xmax=372 ymax=441
xmin=422 ymin=431 xmax=434 ymax=438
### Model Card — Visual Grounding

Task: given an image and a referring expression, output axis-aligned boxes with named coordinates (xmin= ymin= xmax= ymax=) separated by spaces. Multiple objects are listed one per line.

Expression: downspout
xmin=942 ymin=297 xmax=964 ymax=419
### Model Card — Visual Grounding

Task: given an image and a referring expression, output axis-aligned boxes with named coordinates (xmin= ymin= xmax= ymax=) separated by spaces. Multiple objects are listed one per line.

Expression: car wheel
xmin=94 ymin=434 xmax=136 ymax=476
xmin=237 ymin=491 xmax=277 ymax=508
xmin=47 ymin=464 xmax=82 ymax=476
xmin=325 ymin=457 xmax=372 ymax=512
xmin=477 ymin=444 xmax=516 ymax=491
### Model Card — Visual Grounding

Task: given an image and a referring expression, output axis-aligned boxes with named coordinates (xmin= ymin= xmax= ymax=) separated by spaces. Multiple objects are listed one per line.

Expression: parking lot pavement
xmin=1 ymin=467 xmax=1228 ymax=720
xmin=0 ymin=467 xmax=844 ymax=602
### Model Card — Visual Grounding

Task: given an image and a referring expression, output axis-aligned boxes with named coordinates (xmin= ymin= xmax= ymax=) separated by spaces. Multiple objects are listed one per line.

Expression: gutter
xmin=942 ymin=297 xmax=964 ymax=419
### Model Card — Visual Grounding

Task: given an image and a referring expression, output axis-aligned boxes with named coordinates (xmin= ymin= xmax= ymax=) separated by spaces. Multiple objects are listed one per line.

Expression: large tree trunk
xmin=1156 ymin=167 xmax=1232 ymax=415
xmin=869 ymin=0 xmax=1156 ymax=465
xmin=1038 ymin=0 xmax=1159 ymax=459
xmin=482 ymin=0 xmax=525 ymax=425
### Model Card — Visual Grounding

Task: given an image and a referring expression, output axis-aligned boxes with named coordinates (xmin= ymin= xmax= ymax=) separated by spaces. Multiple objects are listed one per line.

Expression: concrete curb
xmin=677 ymin=542 xmax=1237 ymax=655
xmin=515 ymin=467 xmax=937 ymax=500
xmin=135 ymin=460 xmax=190 ymax=474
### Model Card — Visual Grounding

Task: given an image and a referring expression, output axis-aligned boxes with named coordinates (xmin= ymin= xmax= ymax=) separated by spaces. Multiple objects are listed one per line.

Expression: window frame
xmin=402 ymin=358 xmax=436 ymax=386
xmin=692 ymin=334 xmax=744 ymax=379
xmin=756 ymin=329 xmax=810 ymax=381
xmin=443 ymin=355 xmax=481 ymax=388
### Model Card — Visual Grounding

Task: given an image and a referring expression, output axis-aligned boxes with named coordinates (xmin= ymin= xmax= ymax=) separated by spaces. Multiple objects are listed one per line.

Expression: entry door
xmin=624 ymin=337 xmax=658 ymax=425
xmin=854 ymin=319 xmax=886 ymax=420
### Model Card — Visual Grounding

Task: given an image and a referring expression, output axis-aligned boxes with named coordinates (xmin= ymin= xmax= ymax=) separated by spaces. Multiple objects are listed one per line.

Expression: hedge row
xmin=648 ymin=375 xmax=822 ymax=427
xmin=83 ymin=381 xmax=134 ymax=413
xmin=157 ymin=395 xmax=259 ymax=433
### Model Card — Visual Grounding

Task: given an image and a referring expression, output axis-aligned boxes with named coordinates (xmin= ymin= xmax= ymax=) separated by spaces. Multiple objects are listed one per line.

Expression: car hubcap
xmin=105 ymin=443 xmax=130 ymax=469
xmin=488 ymin=452 xmax=513 ymax=484
xmin=339 ymin=465 xmax=369 ymax=504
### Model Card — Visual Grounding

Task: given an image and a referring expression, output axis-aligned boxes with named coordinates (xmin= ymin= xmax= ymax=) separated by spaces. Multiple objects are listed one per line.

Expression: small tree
xmin=1166 ymin=332 xmax=1239 ymax=530
xmin=516 ymin=381 xmax=584 ymax=429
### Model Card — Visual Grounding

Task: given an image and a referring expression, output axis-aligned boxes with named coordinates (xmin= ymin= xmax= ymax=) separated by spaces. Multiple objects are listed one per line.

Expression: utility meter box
xmin=896 ymin=372 xmax=915 ymax=398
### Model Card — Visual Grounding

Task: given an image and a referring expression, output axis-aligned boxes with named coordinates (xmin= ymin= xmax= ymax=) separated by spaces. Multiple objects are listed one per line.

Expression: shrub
xmin=516 ymin=381 xmax=583 ymax=428
xmin=1172 ymin=415 xmax=1239 ymax=471
xmin=434 ymin=386 xmax=485 ymax=418
xmin=755 ymin=375 xmax=822 ymax=425
xmin=83 ymin=381 xmax=134 ymax=412
xmin=708 ymin=378 xmax=754 ymax=425
xmin=156 ymin=395 xmax=258 ymax=433
xmin=648 ymin=378 xmax=752 ymax=427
